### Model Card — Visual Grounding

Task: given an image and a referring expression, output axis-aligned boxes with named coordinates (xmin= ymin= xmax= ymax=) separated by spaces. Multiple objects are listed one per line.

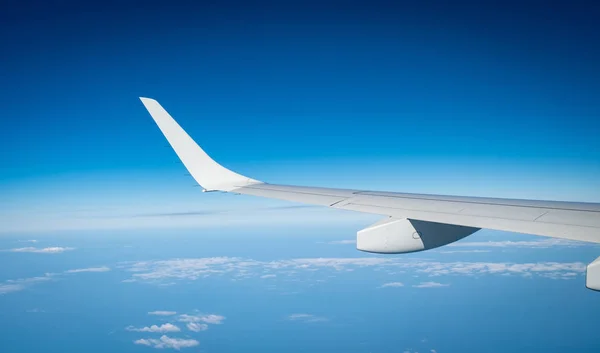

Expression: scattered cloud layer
xmin=129 ymin=311 xmax=224 ymax=349
xmin=119 ymin=256 xmax=586 ymax=286
xmin=7 ymin=247 xmax=74 ymax=253
xmin=413 ymin=281 xmax=450 ymax=288
xmin=134 ymin=335 xmax=199 ymax=350
xmin=127 ymin=323 xmax=180 ymax=333
xmin=287 ymin=313 xmax=329 ymax=323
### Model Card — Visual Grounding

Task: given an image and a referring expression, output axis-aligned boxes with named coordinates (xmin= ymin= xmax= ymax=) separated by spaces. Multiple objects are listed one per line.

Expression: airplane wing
xmin=139 ymin=97 xmax=600 ymax=291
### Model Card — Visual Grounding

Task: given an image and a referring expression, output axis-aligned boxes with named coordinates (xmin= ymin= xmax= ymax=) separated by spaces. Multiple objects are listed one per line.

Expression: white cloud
xmin=413 ymin=282 xmax=450 ymax=288
xmin=149 ymin=311 xmax=177 ymax=316
xmin=1 ymin=267 xmax=111 ymax=295
xmin=8 ymin=247 xmax=74 ymax=253
xmin=260 ymin=274 xmax=276 ymax=279
xmin=18 ymin=239 xmax=38 ymax=243
xmin=65 ymin=266 xmax=110 ymax=273
xmin=327 ymin=240 xmax=355 ymax=245
xmin=178 ymin=314 xmax=225 ymax=325
xmin=134 ymin=339 xmax=152 ymax=346
xmin=186 ymin=323 xmax=208 ymax=332
xmin=431 ymin=350 xmax=437 ymax=353
xmin=287 ymin=314 xmax=328 ymax=323
xmin=439 ymin=250 xmax=491 ymax=254
xmin=134 ymin=335 xmax=199 ymax=350
xmin=380 ymin=282 xmax=404 ymax=288
xmin=450 ymin=239 xmax=588 ymax=249
xmin=0 ymin=274 xmax=54 ymax=294
xmin=127 ymin=323 xmax=180 ymax=333
xmin=0 ymin=283 xmax=26 ymax=294
xmin=26 ymin=308 xmax=45 ymax=313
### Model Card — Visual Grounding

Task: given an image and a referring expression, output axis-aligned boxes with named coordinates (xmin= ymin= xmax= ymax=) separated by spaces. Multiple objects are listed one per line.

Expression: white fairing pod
xmin=587 ymin=256 xmax=600 ymax=291
xmin=357 ymin=218 xmax=480 ymax=254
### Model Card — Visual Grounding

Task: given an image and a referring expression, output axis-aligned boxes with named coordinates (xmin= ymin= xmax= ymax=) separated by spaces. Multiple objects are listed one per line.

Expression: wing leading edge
xmin=141 ymin=97 xmax=600 ymax=290
xmin=140 ymin=98 xmax=600 ymax=243
xmin=139 ymin=97 xmax=600 ymax=244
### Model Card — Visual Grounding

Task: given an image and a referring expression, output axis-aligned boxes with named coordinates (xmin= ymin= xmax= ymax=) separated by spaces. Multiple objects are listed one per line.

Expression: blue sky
xmin=1 ymin=3 xmax=599 ymax=350
xmin=1 ymin=1 xmax=599 ymax=233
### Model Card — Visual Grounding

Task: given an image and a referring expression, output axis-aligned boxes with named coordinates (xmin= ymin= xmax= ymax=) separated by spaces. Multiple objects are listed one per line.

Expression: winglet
xmin=139 ymin=97 xmax=262 ymax=192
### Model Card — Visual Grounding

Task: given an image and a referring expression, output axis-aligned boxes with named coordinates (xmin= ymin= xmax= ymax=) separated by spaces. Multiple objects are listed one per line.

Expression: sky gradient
xmin=2 ymin=2 xmax=600 ymax=353
xmin=1 ymin=0 xmax=599 ymax=232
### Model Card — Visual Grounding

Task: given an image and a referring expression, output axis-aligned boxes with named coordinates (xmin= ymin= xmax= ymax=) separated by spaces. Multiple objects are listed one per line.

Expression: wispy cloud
xmin=130 ymin=205 xmax=318 ymax=219
xmin=7 ymin=247 xmax=74 ymax=254
xmin=65 ymin=266 xmax=110 ymax=273
xmin=26 ymin=308 xmax=45 ymax=313
xmin=17 ymin=239 xmax=38 ymax=243
xmin=0 ymin=284 xmax=27 ymax=294
xmin=450 ymin=239 xmax=588 ymax=248
xmin=439 ymin=250 xmax=491 ymax=254
xmin=186 ymin=323 xmax=208 ymax=332
xmin=134 ymin=335 xmax=199 ymax=350
xmin=1 ymin=265 xmax=110 ymax=295
xmin=260 ymin=274 xmax=276 ymax=279
xmin=1 ymin=196 xmax=375 ymax=233
xmin=287 ymin=313 xmax=328 ymax=323
xmin=413 ymin=282 xmax=450 ymax=288
xmin=149 ymin=311 xmax=177 ymax=316
xmin=326 ymin=240 xmax=355 ymax=245
xmin=127 ymin=323 xmax=180 ymax=333
xmin=415 ymin=261 xmax=585 ymax=280
xmin=119 ymin=256 xmax=586 ymax=285
xmin=380 ymin=282 xmax=404 ymax=288
xmin=0 ymin=274 xmax=54 ymax=294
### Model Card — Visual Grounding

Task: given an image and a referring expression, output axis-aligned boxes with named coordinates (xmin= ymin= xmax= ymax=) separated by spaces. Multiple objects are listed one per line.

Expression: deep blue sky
xmin=1 ymin=0 xmax=599 ymax=231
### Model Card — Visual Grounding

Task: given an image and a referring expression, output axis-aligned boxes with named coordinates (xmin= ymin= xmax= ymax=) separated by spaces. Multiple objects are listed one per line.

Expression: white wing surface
xmin=139 ymin=97 xmax=261 ymax=192
xmin=140 ymin=97 xmax=600 ymax=290
xmin=140 ymin=97 xmax=600 ymax=244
